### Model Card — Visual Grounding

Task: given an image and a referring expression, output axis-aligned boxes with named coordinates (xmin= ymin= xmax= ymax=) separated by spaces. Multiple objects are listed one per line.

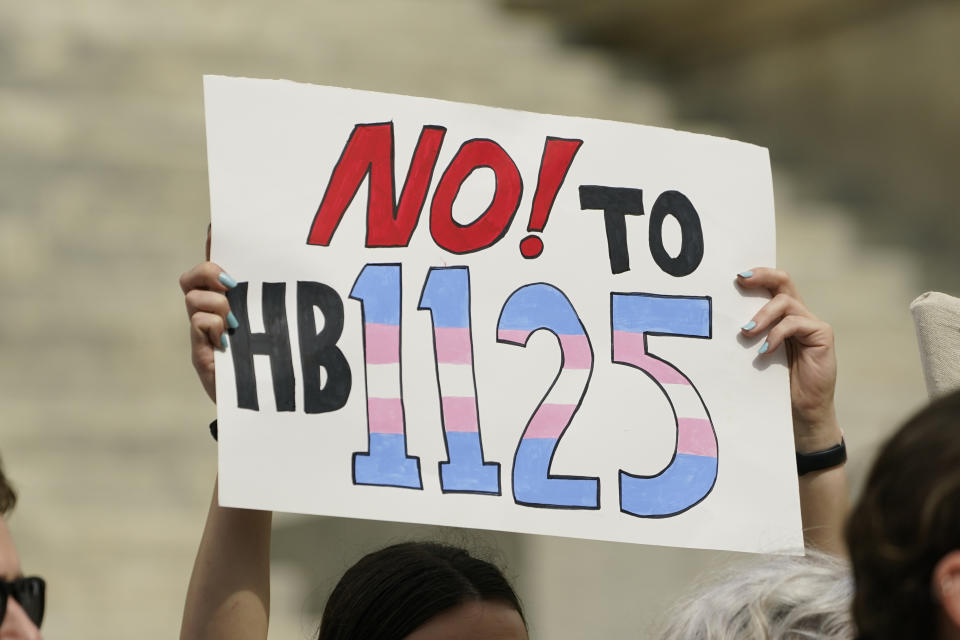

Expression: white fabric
xmin=910 ymin=291 xmax=960 ymax=398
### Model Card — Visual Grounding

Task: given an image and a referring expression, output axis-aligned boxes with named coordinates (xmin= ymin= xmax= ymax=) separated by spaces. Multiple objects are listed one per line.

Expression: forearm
xmin=181 ymin=477 xmax=272 ymax=640
xmin=796 ymin=413 xmax=849 ymax=556
xmin=799 ymin=466 xmax=849 ymax=555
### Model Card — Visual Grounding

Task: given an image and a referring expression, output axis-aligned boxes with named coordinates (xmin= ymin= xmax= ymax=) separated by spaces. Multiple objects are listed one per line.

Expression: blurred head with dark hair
xmin=0 ymin=458 xmax=16 ymax=517
xmin=317 ymin=541 xmax=526 ymax=640
xmin=1 ymin=455 xmax=44 ymax=639
xmin=847 ymin=388 xmax=960 ymax=640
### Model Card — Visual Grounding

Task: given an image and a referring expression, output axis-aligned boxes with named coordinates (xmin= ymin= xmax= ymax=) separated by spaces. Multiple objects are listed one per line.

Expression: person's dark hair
xmin=317 ymin=541 xmax=524 ymax=640
xmin=846 ymin=388 xmax=960 ymax=640
xmin=0 ymin=455 xmax=16 ymax=516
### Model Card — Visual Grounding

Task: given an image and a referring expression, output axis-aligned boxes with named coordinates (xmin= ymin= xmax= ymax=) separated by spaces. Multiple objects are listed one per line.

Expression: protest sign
xmin=204 ymin=75 xmax=802 ymax=553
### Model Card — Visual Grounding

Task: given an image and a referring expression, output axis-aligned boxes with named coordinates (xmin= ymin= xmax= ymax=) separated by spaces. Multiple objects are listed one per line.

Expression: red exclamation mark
xmin=519 ymin=137 xmax=583 ymax=259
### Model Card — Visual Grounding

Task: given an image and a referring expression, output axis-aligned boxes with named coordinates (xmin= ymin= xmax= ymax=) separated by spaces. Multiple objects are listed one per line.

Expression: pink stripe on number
xmin=559 ymin=334 xmax=591 ymax=369
xmin=441 ymin=396 xmax=479 ymax=432
xmin=524 ymin=403 xmax=577 ymax=440
xmin=613 ymin=331 xmax=689 ymax=385
xmin=613 ymin=330 xmax=646 ymax=360
xmin=434 ymin=327 xmax=472 ymax=364
xmin=367 ymin=397 xmax=404 ymax=434
xmin=498 ymin=329 xmax=531 ymax=344
xmin=364 ymin=323 xmax=400 ymax=364
xmin=677 ymin=418 xmax=717 ymax=457
xmin=637 ymin=355 xmax=690 ymax=385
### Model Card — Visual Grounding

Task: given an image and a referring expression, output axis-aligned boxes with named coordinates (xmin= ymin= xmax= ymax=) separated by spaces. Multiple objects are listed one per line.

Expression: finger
xmin=191 ymin=310 xmax=228 ymax=350
xmin=736 ymin=267 xmax=801 ymax=300
xmin=757 ymin=314 xmax=833 ymax=355
xmin=179 ymin=261 xmax=237 ymax=294
xmin=185 ymin=289 xmax=237 ymax=330
xmin=741 ymin=293 xmax=814 ymax=336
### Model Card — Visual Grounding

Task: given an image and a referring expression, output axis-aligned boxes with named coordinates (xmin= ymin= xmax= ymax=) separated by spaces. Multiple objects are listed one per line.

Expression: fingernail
xmin=218 ymin=272 xmax=238 ymax=289
xmin=738 ymin=270 xmax=753 ymax=278
xmin=220 ymin=333 xmax=229 ymax=350
xmin=226 ymin=311 xmax=239 ymax=329
xmin=758 ymin=341 xmax=769 ymax=355
xmin=741 ymin=320 xmax=757 ymax=331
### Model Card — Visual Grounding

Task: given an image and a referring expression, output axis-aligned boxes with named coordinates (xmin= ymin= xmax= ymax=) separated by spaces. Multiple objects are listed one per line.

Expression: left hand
xmin=737 ymin=268 xmax=841 ymax=453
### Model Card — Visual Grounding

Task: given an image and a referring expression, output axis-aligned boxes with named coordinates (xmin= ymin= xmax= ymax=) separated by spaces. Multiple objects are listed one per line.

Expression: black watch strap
xmin=796 ymin=437 xmax=846 ymax=476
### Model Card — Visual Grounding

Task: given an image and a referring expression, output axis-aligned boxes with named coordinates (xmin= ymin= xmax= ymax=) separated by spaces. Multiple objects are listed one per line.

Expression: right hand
xmin=179 ymin=260 xmax=237 ymax=403
xmin=736 ymin=267 xmax=840 ymax=453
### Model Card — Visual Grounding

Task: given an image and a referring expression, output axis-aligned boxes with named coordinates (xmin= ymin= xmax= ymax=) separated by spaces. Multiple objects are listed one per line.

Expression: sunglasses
xmin=0 ymin=576 xmax=45 ymax=628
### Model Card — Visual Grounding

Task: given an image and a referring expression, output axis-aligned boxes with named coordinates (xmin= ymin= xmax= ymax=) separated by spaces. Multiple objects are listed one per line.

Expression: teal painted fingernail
xmin=758 ymin=341 xmax=769 ymax=355
xmin=742 ymin=320 xmax=756 ymax=331
xmin=226 ymin=311 xmax=239 ymax=329
xmin=738 ymin=270 xmax=754 ymax=278
xmin=218 ymin=272 xmax=238 ymax=289
xmin=220 ymin=333 xmax=229 ymax=350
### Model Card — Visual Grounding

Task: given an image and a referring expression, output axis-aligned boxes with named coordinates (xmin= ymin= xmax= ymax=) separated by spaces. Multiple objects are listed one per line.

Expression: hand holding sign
xmin=180 ymin=258 xmax=235 ymax=403
xmin=736 ymin=268 xmax=841 ymax=453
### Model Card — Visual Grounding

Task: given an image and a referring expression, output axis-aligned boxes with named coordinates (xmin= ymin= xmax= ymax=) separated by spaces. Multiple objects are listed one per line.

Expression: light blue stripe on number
xmin=350 ymin=264 xmax=401 ymax=326
xmin=619 ymin=453 xmax=717 ymax=517
xmin=612 ymin=294 xmax=710 ymax=337
xmin=513 ymin=438 xmax=599 ymax=508
xmin=499 ymin=284 xmax=586 ymax=336
xmin=441 ymin=431 xmax=500 ymax=493
xmin=419 ymin=267 xmax=471 ymax=328
xmin=354 ymin=432 xmax=421 ymax=488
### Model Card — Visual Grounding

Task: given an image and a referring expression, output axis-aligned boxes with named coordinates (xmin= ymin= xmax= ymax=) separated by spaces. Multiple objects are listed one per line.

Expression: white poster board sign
xmin=204 ymin=75 xmax=802 ymax=554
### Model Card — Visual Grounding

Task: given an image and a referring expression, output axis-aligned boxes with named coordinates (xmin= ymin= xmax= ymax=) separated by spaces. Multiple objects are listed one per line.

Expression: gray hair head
xmin=654 ymin=550 xmax=855 ymax=640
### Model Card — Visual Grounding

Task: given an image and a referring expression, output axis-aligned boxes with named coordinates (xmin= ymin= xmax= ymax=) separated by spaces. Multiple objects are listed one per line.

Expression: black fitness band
xmin=796 ymin=438 xmax=846 ymax=476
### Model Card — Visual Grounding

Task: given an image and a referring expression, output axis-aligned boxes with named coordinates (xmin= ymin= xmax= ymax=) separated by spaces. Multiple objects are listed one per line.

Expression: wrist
xmin=793 ymin=409 xmax=842 ymax=454
xmin=796 ymin=437 xmax=846 ymax=476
